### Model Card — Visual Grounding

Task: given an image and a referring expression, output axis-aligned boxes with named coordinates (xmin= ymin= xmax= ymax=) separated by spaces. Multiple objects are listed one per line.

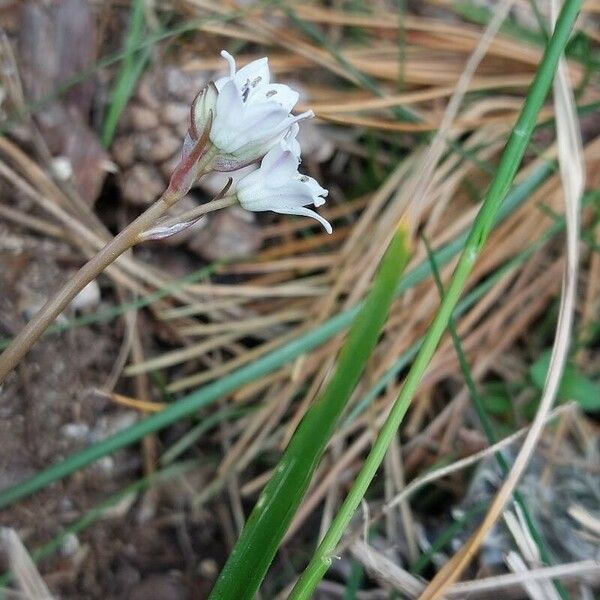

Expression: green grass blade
xmin=289 ymin=2 xmax=582 ymax=596
xmin=343 ymin=560 xmax=365 ymax=600
xmin=159 ymin=405 xmax=250 ymax=466
xmin=423 ymin=237 xmax=570 ymax=600
xmin=347 ymin=184 xmax=599 ymax=430
xmin=101 ymin=0 xmax=149 ymax=147
xmin=207 ymin=228 xmax=411 ymax=600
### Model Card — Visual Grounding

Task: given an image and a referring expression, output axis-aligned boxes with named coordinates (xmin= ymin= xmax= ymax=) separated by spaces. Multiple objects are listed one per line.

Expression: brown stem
xmin=0 ymin=193 xmax=177 ymax=384
xmin=0 ymin=137 xmax=229 ymax=383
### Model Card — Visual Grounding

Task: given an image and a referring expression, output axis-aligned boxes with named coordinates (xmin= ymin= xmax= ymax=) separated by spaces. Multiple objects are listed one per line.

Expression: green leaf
xmin=530 ymin=350 xmax=600 ymax=411
xmin=290 ymin=3 xmax=583 ymax=596
xmin=481 ymin=383 xmax=512 ymax=416
xmin=208 ymin=228 xmax=411 ymax=600
xmin=101 ymin=0 xmax=150 ymax=147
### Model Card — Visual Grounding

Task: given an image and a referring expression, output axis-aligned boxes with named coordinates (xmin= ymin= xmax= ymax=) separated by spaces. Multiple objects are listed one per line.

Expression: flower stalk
xmin=0 ymin=188 xmax=224 ymax=383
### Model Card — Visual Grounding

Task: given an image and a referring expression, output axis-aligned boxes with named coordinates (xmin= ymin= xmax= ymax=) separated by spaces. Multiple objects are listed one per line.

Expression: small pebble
xmin=60 ymin=533 xmax=80 ymax=557
xmin=69 ymin=280 xmax=100 ymax=312
xmin=51 ymin=155 xmax=73 ymax=181
xmin=60 ymin=422 xmax=90 ymax=441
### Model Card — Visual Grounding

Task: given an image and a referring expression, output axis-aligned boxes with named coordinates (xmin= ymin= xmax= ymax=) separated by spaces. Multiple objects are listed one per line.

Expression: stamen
xmin=290 ymin=110 xmax=314 ymax=125
xmin=220 ymin=50 xmax=236 ymax=78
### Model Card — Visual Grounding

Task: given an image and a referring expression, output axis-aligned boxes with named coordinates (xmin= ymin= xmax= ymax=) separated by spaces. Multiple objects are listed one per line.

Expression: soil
xmin=0 ymin=220 xmax=228 ymax=599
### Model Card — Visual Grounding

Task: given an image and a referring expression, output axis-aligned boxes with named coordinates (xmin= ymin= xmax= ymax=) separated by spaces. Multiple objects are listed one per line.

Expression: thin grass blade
xmin=100 ymin=0 xmax=149 ymax=147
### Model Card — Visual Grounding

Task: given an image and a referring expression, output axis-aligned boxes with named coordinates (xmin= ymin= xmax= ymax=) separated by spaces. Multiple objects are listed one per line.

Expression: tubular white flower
xmin=235 ymin=142 xmax=331 ymax=234
xmin=190 ymin=51 xmax=312 ymax=172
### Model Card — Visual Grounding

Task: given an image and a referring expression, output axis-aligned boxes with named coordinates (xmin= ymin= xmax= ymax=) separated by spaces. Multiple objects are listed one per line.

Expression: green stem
xmin=289 ymin=2 xmax=582 ymax=597
xmin=424 ymin=238 xmax=570 ymax=600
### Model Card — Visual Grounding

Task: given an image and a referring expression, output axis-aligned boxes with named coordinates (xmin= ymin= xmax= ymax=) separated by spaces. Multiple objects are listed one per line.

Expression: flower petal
xmin=248 ymin=83 xmax=299 ymax=112
xmin=235 ymin=57 xmax=270 ymax=91
xmin=259 ymin=179 xmax=325 ymax=209
xmin=211 ymin=80 xmax=259 ymax=151
xmin=261 ymin=146 xmax=300 ymax=183
xmin=240 ymin=101 xmax=289 ymax=134
xmin=298 ymin=175 xmax=328 ymax=206
xmin=283 ymin=123 xmax=301 ymax=158
xmin=229 ymin=110 xmax=310 ymax=163
xmin=212 ymin=80 xmax=243 ymax=128
xmin=238 ymin=181 xmax=309 ymax=211
xmin=274 ymin=205 xmax=332 ymax=234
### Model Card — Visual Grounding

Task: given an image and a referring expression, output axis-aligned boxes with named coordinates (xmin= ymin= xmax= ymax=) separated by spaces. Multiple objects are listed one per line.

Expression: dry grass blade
xmin=384 ymin=403 xmax=575 ymax=512
xmin=0 ymin=529 xmax=54 ymax=600
xmin=2 ymin=2 xmax=599 ymax=597
xmin=405 ymin=0 xmax=516 ymax=229
xmin=99 ymin=390 xmax=166 ymax=413
xmin=351 ymin=539 xmax=600 ymax=599
xmin=505 ymin=551 xmax=553 ymax=600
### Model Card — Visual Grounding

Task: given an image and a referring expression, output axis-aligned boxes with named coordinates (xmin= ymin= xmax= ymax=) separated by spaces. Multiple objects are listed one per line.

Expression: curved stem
xmin=151 ymin=195 xmax=237 ymax=232
xmin=0 ymin=188 xmax=231 ymax=383
xmin=0 ymin=193 xmax=170 ymax=383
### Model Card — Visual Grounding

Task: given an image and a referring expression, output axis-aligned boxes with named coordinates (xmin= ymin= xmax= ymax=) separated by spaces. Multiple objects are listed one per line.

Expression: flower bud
xmin=190 ymin=82 xmax=218 ymax=139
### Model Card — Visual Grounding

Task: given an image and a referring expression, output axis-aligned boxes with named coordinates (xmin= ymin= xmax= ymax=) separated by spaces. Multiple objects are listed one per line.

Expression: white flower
xmin=191 ymin=51 xmax=312 ymax=171
xmin=236 ymin=142 xmax=331 ymax=234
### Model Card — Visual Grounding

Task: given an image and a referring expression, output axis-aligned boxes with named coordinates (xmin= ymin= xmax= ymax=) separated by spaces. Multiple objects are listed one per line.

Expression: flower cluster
xmin=168 ymin=51 xmax=331 ymax=234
